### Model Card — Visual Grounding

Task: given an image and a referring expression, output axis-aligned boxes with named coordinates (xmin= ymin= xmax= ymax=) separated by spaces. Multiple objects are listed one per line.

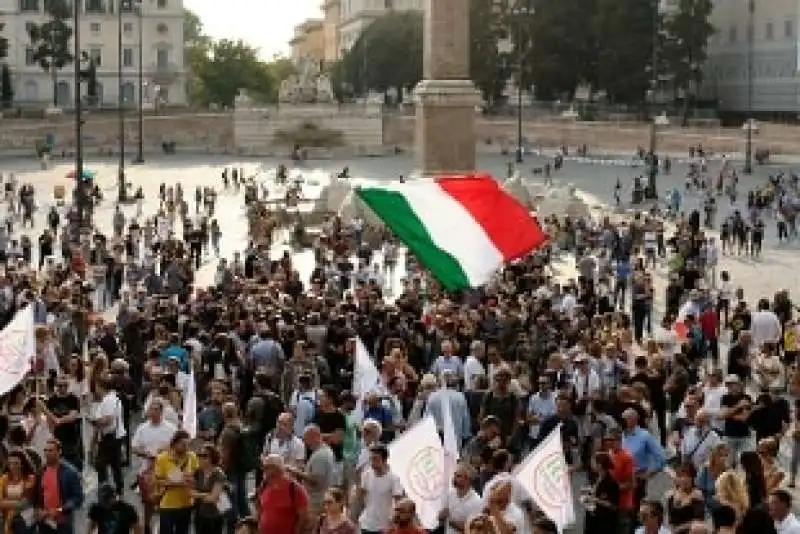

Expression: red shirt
xmin=609 ymin=448 xmax=635 ymax=511
xmin=700 ymin=309 xmax=719 ymax=339
xmin=258 ymin=477 xmax=308 ymax=534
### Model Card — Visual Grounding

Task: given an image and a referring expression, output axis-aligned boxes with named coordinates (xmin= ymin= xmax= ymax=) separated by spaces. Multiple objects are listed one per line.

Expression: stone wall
xmin=0 ymin=113 xmax=234 ymax=156
xmin=383 ymin=115 xmax=800 ymax=156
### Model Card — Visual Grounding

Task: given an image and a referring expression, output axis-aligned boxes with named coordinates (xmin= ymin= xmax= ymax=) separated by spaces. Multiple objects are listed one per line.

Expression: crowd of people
xmin=0 ymin=162 xmax=796 ymax=534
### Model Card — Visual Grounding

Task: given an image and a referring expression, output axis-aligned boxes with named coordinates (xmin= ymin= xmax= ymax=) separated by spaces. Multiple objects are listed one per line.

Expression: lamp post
xmin=645 ymin=0 xmax=661 ymax=199
xmin=132 ymin=0 xmax=144 ymax=164
xmin=73 ymin=0 xmax=90 ymax=228
xmin=743 ymin=0 xmax=754 ymax=174
xmin=117 ymin=0 xmax=125 ymax=201
xmin=510 ymin=3 xmax=533 ymax=164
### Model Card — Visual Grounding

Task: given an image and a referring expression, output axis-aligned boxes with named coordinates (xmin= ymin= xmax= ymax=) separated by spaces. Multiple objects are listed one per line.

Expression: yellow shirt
xmin=153 ymin=450 xmax=198 ymax=509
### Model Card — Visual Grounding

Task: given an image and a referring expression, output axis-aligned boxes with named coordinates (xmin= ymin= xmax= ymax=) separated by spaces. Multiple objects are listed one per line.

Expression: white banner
xmin=182 ymin=368 xmax=197 ymax=438
xmin=515 ymin=424 xmax=575 ymax=532
xmin=353 ymin=337 xmax=380 ymax=398
xmin=388 ymin=416 xmax=446 ymax=530
xmin=441 ymin=392 xmax=459 ymax=508
xmin=0 ymin=305 xmax=35 ymax=397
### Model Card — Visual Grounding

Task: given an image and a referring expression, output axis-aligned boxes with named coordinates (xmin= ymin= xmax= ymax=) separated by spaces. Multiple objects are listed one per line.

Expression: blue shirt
xmin=431 ymin=355 xmax=464 ymax=378
xmin=160 ymin=344 xmax=190 ymax=373
xmin=622 ymin=426 xmax=666 ymax=474
xmin=424 ymin=388 xmax=472 ymax=443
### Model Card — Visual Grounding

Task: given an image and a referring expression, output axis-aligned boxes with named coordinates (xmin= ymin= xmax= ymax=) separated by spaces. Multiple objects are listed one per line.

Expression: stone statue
xmin=316 ymin=74 xmax=333 ymax=103
xmin=277 ymin=57 xmax=337 ymax=104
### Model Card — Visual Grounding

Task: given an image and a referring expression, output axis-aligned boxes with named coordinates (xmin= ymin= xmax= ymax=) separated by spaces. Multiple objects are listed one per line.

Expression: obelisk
xmin=415 ymin=0 xmax=480 ymax=175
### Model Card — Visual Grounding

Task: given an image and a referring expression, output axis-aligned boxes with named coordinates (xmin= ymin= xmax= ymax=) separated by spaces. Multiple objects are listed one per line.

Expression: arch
xmin=55 ymin=81 xmax=70 ymax=106
xmin=24 ymin=80 xmax=38 ymax=103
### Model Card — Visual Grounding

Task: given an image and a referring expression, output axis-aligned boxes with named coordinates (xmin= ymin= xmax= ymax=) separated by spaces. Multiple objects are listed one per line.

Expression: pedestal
xmin=415 ymin=79 xmax=480 ymax=175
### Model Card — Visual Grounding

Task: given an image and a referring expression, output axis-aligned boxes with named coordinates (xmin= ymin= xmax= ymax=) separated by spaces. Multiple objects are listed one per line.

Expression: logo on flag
xmin=0 ymin=305 xmax=35 ymax=397
xmin=407 ymin=446 xmax=446 ymax=501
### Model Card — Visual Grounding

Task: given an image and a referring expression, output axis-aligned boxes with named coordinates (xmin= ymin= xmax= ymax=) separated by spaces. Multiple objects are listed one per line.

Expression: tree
xmin=662 ymin=0 xmax=714 ymax=122
xmin=184 ymin=8 xmax=212 ymax=107
xmin=470 ymin=0 xmax=511 ymax=109
xmin=339 ymin=11 xmax=423 ymax=98
xmin=1 ymin=64 xmax=12 ymax=109
xmin=594 ymin=0 xmax=656 ymax=105
xmin=524 ymin=0 xmax=598 ymax=101
xmin=195 ymin=39 xmax=275 ymax=107
xmin=28 ymin=0 xmax=73 ymax=107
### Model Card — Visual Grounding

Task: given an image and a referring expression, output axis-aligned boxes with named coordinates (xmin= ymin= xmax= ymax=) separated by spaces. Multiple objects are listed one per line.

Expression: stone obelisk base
xmin=415 ymin=79 xmax=481 ymax=176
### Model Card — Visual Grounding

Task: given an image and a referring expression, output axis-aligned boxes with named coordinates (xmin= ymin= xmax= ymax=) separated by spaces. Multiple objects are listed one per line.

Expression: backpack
xmin=235 ymin=425 xmax=260 ymax=474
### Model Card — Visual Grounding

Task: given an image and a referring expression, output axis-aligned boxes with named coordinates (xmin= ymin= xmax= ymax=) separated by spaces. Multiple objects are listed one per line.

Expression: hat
xmin=724 ymin=374 xmax=740 ymax=384
xmin=97 ymin=482 xmax=116 ymax=503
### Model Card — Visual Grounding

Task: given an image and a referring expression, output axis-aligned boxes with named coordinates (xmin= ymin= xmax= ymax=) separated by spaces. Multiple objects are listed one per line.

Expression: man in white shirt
xmin=751 ymin=298 xmax=782 ymax=350
xmin=131 ymin=399 xmax=176 ymax=532
xmin=263 ymin=412 xmax=306 ymax=469
xmin=357 ymin=444 xmax=404 ymax=534
xmin=440 ymin=464 xmax=483 ymax=534
xmin=91 ymin=377 xmax=126 ymax=495
xmin=462 ymin=340 xmax=486 ymax=392
xmin=680 ymin=409 xmax=722 ymax=470
xmin=768 ymin=489 xmax=800 ymax=534
xmin=702 ymin=370 xmax=727 ymax=433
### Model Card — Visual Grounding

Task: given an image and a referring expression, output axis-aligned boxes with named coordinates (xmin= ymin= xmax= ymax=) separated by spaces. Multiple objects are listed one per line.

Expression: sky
xmin=184 ymin=0 xmax=322 ymax=59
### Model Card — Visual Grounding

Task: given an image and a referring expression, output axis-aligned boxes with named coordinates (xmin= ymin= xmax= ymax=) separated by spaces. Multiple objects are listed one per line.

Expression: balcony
xmin=149 ymin=61 xmax=182 ymax=83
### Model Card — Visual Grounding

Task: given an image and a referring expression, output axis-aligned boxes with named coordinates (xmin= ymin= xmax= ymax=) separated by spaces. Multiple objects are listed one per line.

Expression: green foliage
xmin=28 ymin=0 xmax=74 ymax=106
xmin=339 ymin=11 xmax=423 ymax=97
xmin=274 ymin=121 xmax=344 ymax=148
xmin=195 ymin=39 xmax=275 ymax=107
xmin=184 ymin=9 xmax=291 ymax=107
xmin=470 ymin=0 xmax=511 ymax=109
xmin=1 ymin=64 xmax=13 ymax=109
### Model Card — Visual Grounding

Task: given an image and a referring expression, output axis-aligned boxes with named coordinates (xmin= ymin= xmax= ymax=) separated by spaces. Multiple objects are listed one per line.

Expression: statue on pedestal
xmin=278 ymin=57 xmax=336 ymax=104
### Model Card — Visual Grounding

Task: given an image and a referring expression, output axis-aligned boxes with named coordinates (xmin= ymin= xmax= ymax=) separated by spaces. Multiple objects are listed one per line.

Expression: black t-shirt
xmin=313 ymin=409 xmax=346 ymax=461
xmin=88 ymin=501 xmax=138 ymax=534
xmin=46 ymin=394 xmax=81 ymax=448
xmin=721 ymin=393 xmax=752 ymax=438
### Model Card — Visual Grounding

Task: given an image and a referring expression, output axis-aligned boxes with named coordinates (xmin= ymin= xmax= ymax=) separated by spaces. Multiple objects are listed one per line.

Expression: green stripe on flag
xmin=356 ymin=187 xmax=471 ymax=290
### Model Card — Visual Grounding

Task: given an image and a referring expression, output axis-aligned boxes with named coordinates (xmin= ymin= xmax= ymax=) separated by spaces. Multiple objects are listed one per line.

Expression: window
xmin=121 ymin=81 xmax=135 ymax=103
xmin=25 ymin=48 xmax=36 ymax=65
xmin=156 ymin=0 xmax=166 ymax=7
xmin=384 ymin=0 xmax=392 ymax=7
xmin=119 ymin=0 xmax=136 ymax=12
xmin=85 ymin=0 xmax=105 ymax=13
xmin=786 ymin=20 xmax=793 ymax=39
xmin=123 ymin=22 xmax=133 ymax=33
xmin=90 ymin=22 xmax=101 ymax=33
xmin=24 ymin=22 xmax=35 ymax=36
xmin=765 ymin=21 xmax=773 ymax=40
xmin=729 ymin=25 xmax=737 ymax=43
xmin=20 ymin=0 xmax=38 ymax=11
xmin=156 ymin=23 xmax=168 ymax=34
xmin=89 ymin=47 xmax=102 ymax=66
xmin=122 ymin=47 xmax=133 ymax=67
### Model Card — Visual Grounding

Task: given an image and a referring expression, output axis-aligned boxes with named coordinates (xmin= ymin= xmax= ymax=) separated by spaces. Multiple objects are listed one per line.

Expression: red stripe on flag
xmin=436 ymin=174 xmax=547 ymax=261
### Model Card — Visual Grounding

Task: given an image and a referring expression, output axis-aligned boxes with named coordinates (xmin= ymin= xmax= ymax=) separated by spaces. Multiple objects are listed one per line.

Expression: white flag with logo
xmin=388 ymin=416 xmax=446 ymax=530
xmin=182 ymin=367 xmax=197 ymax=438
xmin=0 ymin=305 xmax=35 ymax=397
xmin=514 ymin=424 xmax=575 ymax=532
xmin=353 ymin=337 xmax=381 ymax=398
xmin=440 ymin=393 xmax=459 ymax=507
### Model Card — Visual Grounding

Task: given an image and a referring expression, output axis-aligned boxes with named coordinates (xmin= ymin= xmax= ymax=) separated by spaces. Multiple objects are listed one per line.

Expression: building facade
xmin=321 ymin=0 xmax=340 ymax=66
xmin=289 ymin=18 xmax=325 ymax=66
xmin=0 ymin=0 xmax=186 ymax=108
xmin=702 ymin=0 xmax=800 ymax=114
xmin=337 ymin=0 xmax=422 ymax=54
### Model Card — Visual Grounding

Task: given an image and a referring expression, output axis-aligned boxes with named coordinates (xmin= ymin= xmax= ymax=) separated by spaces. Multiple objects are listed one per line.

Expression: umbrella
xmin=66 ymin=169 xmax=96 ymax=181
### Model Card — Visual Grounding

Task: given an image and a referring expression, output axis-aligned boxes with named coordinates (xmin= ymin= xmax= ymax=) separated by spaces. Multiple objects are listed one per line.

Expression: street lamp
xmin=510 ymin=2 xmax=534 ymax=164
xmin=743 ymin=0 xmax=754 ymax=174
xmin=133 ymin=0 xmax=144 ymax=164
xmin=117 ymin=0 xmax=126 ymax=201
xmin=73 ymin=0 xmax=91 ymax=229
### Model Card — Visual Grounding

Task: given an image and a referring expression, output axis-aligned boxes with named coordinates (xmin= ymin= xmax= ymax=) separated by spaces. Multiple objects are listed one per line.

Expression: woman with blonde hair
xmin=697 ymin=443 xmax=730 ymax=509
xmin=714 ymin=470 xmax=749 ymax=522
xmin=757 ymin=437 xmax=786 ymax=491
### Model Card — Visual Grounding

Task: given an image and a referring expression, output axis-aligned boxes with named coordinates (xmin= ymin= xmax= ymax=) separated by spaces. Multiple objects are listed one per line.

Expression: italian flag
xmin=355 ymin=174 xmax=547 ymax=290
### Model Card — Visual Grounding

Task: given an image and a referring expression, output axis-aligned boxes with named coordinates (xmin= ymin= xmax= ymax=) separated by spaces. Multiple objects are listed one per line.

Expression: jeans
xmin=195 ymin=515 xmax=224 ymax=534
xmin=95 ymin=434 xmax=124 ymax=494
xmin=159 ymin=508 xmax=192 ymax=534
xmin=228 ymin=472 xmax=249 ymax=519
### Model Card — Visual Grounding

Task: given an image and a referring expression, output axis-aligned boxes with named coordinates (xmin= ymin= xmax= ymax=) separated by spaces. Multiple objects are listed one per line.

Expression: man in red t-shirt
xmin=605 ymin=430 xmax=635 ymax=534
xmin=258 ymin=455 xmax=309 ymax=534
